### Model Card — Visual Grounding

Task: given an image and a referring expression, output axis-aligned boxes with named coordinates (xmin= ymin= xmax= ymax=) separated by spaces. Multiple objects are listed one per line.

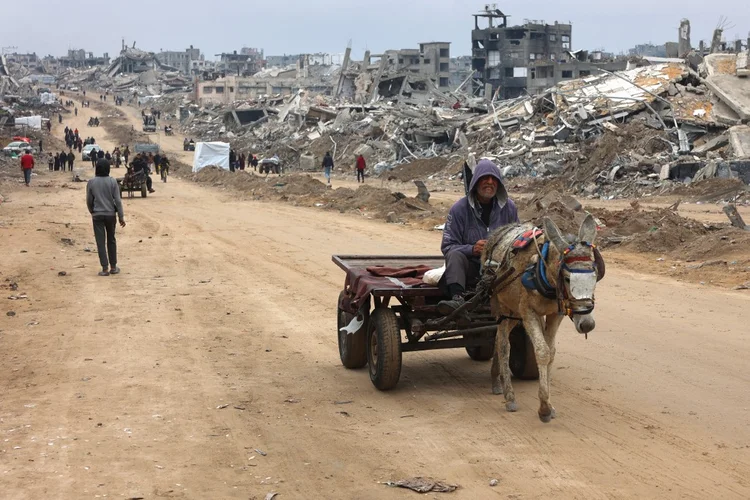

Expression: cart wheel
xmin=366 ymin=308 xmax=402 ymax=391
xmin=509 ymin=325 xmax=539 ymax=380
xmin=337 ymin=291 xmax=367 ymax=369
xmin=465 ymin=337 xmax=495 ymax=361
xmin=141 ymin=185 xmax=147 ymax=198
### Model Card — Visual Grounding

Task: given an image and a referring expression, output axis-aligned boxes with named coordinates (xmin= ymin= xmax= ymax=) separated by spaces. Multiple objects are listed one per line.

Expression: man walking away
xmin=86 ymin=159 xmax=125 ymax=276
xmin=48 ymin=153 xmax=54 ymax=171
xmin=68 ymin=150 xmax=75 ymax=171
xmin=322 ymin=151 xmax=334 ymax=185
xmin=39 ymin=139 xmax=43 ymax=153
xmin=356 ymin=154 xmax=366 ymax=183
xmin=20 ymin=149 xmax=34 ymax=186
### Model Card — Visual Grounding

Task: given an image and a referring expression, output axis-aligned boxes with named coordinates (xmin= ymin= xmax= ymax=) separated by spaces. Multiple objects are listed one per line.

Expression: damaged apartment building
xmin=471 ymin=5 xmax=625 ymax=99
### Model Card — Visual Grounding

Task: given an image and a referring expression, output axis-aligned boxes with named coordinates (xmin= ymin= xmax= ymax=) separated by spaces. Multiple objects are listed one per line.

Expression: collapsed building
xmin=471 ymin=6 xmax=627 ymax=99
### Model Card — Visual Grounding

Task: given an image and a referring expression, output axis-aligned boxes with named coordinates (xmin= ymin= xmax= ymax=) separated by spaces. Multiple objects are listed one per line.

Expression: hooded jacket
xmin=441 ymin=159 xmax=519 ymax=257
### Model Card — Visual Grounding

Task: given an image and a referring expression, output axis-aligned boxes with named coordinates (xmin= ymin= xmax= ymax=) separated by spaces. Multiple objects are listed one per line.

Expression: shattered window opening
xmin=562 ymin=42 xmax=571 ymax=49
xmin=561 ymin=70 xmax=573 ymax=79
xmin=203 ymin=87 xmax=213 ymax=94
xmin=550 ymin=34 xmax=557 ymax=42
xmin=440 ymin=48 xmax=449 ymax=58
xmin=215 ymin=87 xmax=224 ymax=93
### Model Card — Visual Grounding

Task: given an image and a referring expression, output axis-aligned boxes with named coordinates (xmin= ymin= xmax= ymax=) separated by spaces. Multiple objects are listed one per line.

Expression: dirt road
xmin=1 ymin=100 xmax=749 ymax=499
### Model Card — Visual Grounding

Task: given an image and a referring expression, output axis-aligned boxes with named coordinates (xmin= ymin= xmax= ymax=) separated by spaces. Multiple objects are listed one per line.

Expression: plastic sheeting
xmin=192 ymin=142 xmax=230 ymax=172
xmin=14 ymin=116 xmax=42 ymax=130
xmin=39 ymin=92 xmax=58 ymax=105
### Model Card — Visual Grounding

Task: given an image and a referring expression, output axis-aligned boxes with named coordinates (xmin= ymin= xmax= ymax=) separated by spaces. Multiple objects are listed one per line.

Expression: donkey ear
xmin=543 ymin=217 xmax=567 ymax=252
xmin=578 ymin=213 xmax=598 ymax=245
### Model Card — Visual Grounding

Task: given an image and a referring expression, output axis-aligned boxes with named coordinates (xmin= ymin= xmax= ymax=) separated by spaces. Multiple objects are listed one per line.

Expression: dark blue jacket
xmin=441 ymin=160 xmax=519 ymax=257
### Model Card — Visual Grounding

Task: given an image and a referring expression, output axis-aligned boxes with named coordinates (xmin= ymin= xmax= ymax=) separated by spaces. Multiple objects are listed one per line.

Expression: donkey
xmin=482 ymin=214 xmax=602 ymax=423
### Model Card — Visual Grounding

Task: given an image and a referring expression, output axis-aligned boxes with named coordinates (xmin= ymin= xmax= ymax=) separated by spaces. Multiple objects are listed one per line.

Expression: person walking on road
xmin=20 ymin=149 xmax=34 ymax=186
xmin=356 ymin=154 xmax=366 ymax=183
xmin=86 ymin=159 xmax=125 ymax=277
xmin=322 ymin=151 xmax=334 ymax=185
xmin=67 ymin=150 xmax=75 ymax=171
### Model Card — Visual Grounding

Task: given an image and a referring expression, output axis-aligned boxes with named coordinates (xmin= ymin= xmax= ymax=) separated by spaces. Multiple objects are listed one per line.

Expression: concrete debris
xmin=728 ymin=125 xmax=750 ymax=158
xmin=11 ymin=33 xmax=743 ymax=202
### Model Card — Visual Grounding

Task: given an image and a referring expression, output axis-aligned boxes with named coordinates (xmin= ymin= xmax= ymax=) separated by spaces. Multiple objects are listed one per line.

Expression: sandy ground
xmin=1 ymin=99 xmax=750 ymax=499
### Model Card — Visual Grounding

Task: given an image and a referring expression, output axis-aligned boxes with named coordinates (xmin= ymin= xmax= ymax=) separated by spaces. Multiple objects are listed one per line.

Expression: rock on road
xmin=0 ymin=98 xmax=749 ymax=499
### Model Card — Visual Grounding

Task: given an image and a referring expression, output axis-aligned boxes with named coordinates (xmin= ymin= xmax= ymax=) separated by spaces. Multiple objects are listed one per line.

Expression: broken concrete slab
xmin=712 ymin=98 xmax=743 ymax=126
xmin=693 ymin=134 xmax=729 ymax=155
xmin=705 ymin=75 xmax=750 ymax=121
xmin=729 ymin=125 xmax=750 ymax=158
xmin=704 ymin=54 xmax=737 ymax=76
xmin=736 ymin=52 xmax=749 ymax=77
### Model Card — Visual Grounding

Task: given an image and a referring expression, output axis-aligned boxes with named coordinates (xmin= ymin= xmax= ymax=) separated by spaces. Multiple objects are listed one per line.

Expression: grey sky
xmin=3 ymin=1 xmax=749 ymax=60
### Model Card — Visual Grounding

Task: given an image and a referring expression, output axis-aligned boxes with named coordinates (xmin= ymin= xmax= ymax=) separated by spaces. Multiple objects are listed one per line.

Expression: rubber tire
xmin=465 ymin=337 xmax=495 ymax=361
xmin=509 ymin=325 xmax=539 ymax=380
xmin=141 ymin=185 xmax=147 ymax=198
xmin=337 ymin=291 xmax=367 ymax=369
xmin=366 ymin=308 xmax=402 ymax=391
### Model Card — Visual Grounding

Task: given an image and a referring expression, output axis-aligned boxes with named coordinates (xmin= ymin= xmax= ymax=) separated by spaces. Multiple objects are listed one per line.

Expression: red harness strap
xmin=512 ymin=228 xmax=543 ymax=249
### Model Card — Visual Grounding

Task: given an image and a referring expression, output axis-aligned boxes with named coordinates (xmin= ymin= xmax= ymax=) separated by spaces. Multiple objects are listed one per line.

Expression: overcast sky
xmin=3 ymin=1 xmax=748 ymax=60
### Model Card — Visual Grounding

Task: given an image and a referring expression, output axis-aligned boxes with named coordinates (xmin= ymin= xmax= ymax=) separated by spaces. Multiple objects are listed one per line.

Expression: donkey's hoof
xmin=538 ymin=411 xmax=553 ymax=423
xmin=492 ymin=384 xmax=503 ymax=395
xmin=505 ymin=401 xmax=518 ymax=412
xmin=550 ymin=408 xmax=557 ymax=419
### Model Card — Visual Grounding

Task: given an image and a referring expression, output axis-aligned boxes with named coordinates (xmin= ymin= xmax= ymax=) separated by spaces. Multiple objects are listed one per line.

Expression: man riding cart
xmin=333 ymin=159 xmax=605 ymax=425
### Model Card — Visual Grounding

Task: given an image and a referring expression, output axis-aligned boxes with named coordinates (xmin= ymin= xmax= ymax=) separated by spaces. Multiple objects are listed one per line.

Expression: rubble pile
xmin=159 ymin=59 xmax=749 ymax=198
xmin=191 ymin=167 xmax=446 ymax=226
xmin=519 ymin=189 xmax=750 ymax=261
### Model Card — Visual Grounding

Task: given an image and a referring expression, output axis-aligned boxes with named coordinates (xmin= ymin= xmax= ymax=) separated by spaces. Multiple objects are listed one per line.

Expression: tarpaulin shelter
xmin=192 ymin=142 xmax=230 ymax=172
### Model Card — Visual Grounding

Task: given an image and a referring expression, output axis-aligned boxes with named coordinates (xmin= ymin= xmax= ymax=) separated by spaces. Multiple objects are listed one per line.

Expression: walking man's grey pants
xmin=93 ymin=215 xmax=117 ymax=269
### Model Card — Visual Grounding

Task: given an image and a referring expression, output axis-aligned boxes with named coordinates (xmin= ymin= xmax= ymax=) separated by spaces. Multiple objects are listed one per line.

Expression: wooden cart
xmin=333 ymin=255 xmax=539 ymax=391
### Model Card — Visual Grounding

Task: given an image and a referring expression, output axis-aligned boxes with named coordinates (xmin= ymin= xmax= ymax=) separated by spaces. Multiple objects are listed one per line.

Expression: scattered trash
xmin=57 ymin=271 xmax=67 ymax=276
xmin=216 ymin=403 xmax=230 ymax=410
xmin=489 ymin=479 xmax=499 ymax=487
xmin=333 ymin=400 xmax=353 ymax=405
xmin=385 ymin=477 xmax=459 ymax=493
xmin=8 ymin=294 xmax=28 ymax=300
xmin=7 ymin=311 xmax=16 ymax=317
xmin=255 ymin=449 xmax=268 ymax=457
xmin=60 ymin=238 xmax=75 ymax=246
xmin=264 ymin=493 xmax=278 ymax=500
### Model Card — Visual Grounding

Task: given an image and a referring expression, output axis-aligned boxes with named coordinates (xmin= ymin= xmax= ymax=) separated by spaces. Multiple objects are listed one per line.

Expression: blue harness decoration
xmin=521 ymin=242 xmax=558 ymax=300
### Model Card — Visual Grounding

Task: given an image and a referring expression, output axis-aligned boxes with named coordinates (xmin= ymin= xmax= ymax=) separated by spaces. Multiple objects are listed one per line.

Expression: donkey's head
xmin=543 ymin=214 xmax=600 ymax=335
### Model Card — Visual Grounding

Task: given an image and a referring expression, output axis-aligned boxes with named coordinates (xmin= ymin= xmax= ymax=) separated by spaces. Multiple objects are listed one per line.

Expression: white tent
xmin=14 ymin=116 xmax=42 ymax=130
xmin=192 ymin=141 xmax=230 ymax=172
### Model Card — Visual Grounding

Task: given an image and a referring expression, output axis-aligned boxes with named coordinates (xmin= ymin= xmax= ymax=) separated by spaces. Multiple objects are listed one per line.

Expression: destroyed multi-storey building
xmin=106 ymin=42 xmax=177 ymax=75
xmin=4 ymin=53 xmax=39 ymax=70
xmin=58 ymin=49 xmax=110 ymax=69
xmin=388 ymin=43 xmax=452 ymax=90
xmin=266 ymin=54 xmax=301 ymax=68
xmin=155 ymin=45 xmax=203 ymax=75
xmin=628 ymin=43 xmax=668 ymax=58
xmin=470 ymin=6 xmax=626 ymax=99
xmin=450 ymin=55 xmax=472 ymax=87
xmin=216 ymin=50 xmax=263 ymax=76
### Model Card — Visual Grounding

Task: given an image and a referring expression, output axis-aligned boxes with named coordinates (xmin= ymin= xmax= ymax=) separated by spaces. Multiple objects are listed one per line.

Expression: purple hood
xmin=441 ymin=159 xmax=519 ymax=258
xmin=468 ymin=159 xmax=508 ymax=209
